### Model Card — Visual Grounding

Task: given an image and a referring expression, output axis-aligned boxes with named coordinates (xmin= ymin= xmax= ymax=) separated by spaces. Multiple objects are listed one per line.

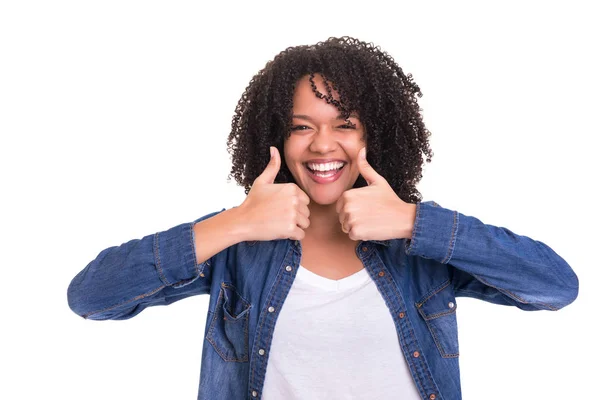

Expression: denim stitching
xmin=368 ymin=248 xmax=435 ymax=398
xmin=416 ymin=280 xmax=451 ymax=307
xmin=441 ymin=211 xmax=458 ymax=264
xmin=206 ymin=289 xmax=224 ymax=357
xmin=426 ymin=315 xmax=460 ymax=358
xmin=422 ymin=306 xmax=457 ymax=321
xmin=206 ymin=283 xmax=251 ymax=362
xmin=251 ymin=265 xmax=289 ymax=396
xmin=417 ymin=304 xmax=459 ymax=358
xmin=415 ymin=279 xmax=459 ymax=359
xmin=153 ymin=232 xmax=170 ymax=286
xmin=82 ymin=285 xmax=166 ymax=319
xmin=250 ymin=247 xmax=289 ymax=395
xmin=405 ymin=201 xmax=422 ymax=255
xmin=221 ymin=282 xmax=252 ymax=312
xmin=455 ymin=288 xmax=507 ymax=301
xmin=188 ymin=222 xmax=201 ymax=276
xmin=405 ymin=308 xmax=438 ymax=396
xmin=474 ymin=275 xmax=558 ymax=311
xmin=400 ymin=320 xmax=427 ymax=398
xmin=207 ymin=317 xmax=249 ymax=362
xmin=377 ymin=269 xmax=427 ymax=396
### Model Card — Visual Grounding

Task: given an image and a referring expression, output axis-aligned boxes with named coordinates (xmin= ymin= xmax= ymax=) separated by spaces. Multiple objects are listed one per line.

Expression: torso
xmin=300 ymin=236 xmax=364 ymax=280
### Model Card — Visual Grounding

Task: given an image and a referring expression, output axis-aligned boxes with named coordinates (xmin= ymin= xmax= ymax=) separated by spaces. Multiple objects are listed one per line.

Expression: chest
xmin=299 ymin=238 xmax=365 ymax=280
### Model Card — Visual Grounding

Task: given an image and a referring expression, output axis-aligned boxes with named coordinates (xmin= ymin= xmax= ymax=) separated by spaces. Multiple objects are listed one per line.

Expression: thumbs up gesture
xmin=335 ymin=147 xmax=417 ymax=241
xmin=237 ymin=147 xmax=311 ymax=241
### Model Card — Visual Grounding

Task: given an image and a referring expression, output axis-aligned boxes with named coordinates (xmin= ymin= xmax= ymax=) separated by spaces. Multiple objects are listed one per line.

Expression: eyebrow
xmin=292 ymin=113 xmax=359 ymax=121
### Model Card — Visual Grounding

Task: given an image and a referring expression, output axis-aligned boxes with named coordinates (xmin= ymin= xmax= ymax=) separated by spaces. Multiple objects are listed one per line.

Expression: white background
xmin=1 ymin=1 xmax=598 ymax=399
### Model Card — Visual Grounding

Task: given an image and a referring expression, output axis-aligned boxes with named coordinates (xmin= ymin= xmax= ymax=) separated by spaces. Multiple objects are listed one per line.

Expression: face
xmin=284 ymin=74 xmax=365 ymax=205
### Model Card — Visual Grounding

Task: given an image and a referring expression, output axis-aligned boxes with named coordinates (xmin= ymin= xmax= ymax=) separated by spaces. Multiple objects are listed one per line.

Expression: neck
xmin=303 ymin=201 xmax=352 ymax=243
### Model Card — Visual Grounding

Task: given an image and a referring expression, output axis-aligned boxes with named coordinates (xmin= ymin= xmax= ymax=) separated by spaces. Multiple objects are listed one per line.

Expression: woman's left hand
xmin=336 ymin=147 xmax=417 ymax=241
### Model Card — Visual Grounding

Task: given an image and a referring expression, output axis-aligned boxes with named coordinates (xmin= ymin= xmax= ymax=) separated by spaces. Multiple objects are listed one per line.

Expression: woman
xmin=68 ymin=37 xmax=578 ymax=400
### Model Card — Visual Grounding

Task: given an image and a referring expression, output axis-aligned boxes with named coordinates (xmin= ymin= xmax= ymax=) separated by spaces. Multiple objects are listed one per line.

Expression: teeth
xmin=306 ymin=161 xmax=345 ymax=171
xmin=313 ymin=170 xmax=337 ymax=177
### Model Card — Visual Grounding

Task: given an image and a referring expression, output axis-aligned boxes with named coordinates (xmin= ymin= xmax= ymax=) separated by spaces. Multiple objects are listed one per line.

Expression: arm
xmin=405 ymin=201 xmax=579 ymax=311
xmin=67 ymin=207 xmax=248 ymax=320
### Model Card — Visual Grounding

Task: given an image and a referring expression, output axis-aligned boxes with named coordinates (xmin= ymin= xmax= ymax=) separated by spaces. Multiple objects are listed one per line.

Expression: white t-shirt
xmin=262 ymin=264 xmax=421 ymax=400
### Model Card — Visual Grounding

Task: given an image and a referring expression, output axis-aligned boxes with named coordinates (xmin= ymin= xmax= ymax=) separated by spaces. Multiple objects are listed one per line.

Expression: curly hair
xmin=226 ymin=36 xmax=433 ymax=204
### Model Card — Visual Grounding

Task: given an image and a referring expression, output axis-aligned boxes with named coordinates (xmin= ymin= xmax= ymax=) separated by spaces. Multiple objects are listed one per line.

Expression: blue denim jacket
xmin=67 ymin=201 xmax=578 ymax=400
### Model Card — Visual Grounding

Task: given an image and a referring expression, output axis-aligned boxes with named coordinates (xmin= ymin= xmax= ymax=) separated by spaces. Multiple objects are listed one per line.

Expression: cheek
xmin=283 ymin=138 xmax=303 ymax=162
xmin=281 ymin=146 xmax=297 ymax=176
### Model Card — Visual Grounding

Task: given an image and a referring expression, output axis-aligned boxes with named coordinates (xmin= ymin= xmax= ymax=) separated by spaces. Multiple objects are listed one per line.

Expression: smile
xmin=303 ymin=162 xmax=346 ymax=184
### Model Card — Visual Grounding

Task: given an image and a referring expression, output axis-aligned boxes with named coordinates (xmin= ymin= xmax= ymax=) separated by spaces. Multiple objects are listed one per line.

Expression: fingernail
xmin=270 ymin=147 xmax=274 ymax=158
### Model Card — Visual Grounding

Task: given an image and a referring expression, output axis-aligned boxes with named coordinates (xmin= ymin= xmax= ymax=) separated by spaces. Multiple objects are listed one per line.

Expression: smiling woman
xmin=67 ymin=36 xmax=579 ymax=400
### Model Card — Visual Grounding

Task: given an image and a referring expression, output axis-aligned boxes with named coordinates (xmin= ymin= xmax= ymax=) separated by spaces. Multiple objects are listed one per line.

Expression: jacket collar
xmin=368 ymin=239 xmax=391 ymax=247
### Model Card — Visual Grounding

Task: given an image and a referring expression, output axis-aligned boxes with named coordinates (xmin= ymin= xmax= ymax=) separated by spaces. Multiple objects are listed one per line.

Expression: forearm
xmin=193 ymin=206 xmax=250 ymax=265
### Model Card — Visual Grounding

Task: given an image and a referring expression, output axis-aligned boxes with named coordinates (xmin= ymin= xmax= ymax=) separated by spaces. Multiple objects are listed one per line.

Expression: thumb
xmin=357 ymin=147 xmax=382 ymax=186
xmin=256 ymin=146 xmax=281 ymax=184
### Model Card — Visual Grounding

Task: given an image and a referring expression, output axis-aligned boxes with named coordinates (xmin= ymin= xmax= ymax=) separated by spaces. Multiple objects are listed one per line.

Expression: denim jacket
xmin=67 ymin=201 xmax=579 ymax=400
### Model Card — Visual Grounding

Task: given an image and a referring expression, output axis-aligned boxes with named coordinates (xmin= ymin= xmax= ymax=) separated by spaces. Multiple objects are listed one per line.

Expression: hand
xmin=335 ymin=147 xmax=416 ymax=241
xmin=237 ymin=147 xmax=311 ymax=241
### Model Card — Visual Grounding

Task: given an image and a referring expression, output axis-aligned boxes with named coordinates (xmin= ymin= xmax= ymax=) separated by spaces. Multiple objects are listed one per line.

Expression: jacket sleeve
xmin=67 ymin=209 xmax=226 ymax=320
xmin=404 ymin=201 xmax=578 ymax=311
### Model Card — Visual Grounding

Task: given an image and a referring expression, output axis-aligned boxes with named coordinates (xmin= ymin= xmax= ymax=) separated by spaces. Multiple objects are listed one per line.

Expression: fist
xmin=336 ymin=147 xmax=416 ymax=241
xmin=237 ymin=147 xmax=311 ymax=241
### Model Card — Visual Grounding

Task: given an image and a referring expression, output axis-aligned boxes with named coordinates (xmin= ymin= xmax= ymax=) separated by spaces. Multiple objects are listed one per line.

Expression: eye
xmin=291 ymin=125 xmax=310 ymax=131
xmin=338 ymin=123 xmax=356 ymax=129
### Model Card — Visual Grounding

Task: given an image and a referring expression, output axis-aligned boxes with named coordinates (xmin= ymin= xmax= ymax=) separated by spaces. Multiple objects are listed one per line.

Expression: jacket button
xmin=268 ymin=306 xmax=275 ymax=313
xmin=429 ymin=395 xmax=436 ymax=400
xmin=252 ymin=390 xmax=258 ymax=397
xmin=448 ymin=302 xmax=455 ymax=308
xmin=285 ymin=265 xmax=292 ymax=272
xmin=258 ymin=349 xmax=265 ymax=355
xmin=399 ymin=312 xmax=405 ymax=318
xmin=362 ymin=246 xmax=368 ymax=252
xmin=378 ymin=271 xmax=385 ymax=277
xmin=413 ymin=351 xmax=420 ymax=358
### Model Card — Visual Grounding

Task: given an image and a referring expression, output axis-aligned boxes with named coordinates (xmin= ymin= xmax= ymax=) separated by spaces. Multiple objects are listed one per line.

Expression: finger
xmin=290 ymin=226 xmax=305 ymax=241
xmin=341 ymin=218 xmax=349 ymax=234
xmin=297 ymin=203 xmax=310 ymax=220
xmin=338 ymin=209 xmax=348 ymax=231
xmin=357 ymin=147 xmax=382 ymax=186
xmin=335 ymin=195 xmax=345 ymax=215
xmin=296 ymin=213 xmax=310 ymax=230
xmin=297 ymin=188 xmax=311 ymax=206
xmin=256 ymin=146 xmax=281 ymax=184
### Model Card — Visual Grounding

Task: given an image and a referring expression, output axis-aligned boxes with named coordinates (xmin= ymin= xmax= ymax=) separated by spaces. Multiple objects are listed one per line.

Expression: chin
xmin=305 ymin=182 xmax=358 ymax=206
xmin=308 ymin=193 xmax=340 ymax=206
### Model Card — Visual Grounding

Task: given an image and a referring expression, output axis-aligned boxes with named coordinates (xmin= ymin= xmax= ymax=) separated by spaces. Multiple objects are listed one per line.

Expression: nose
xmin=309 ymin=126 xmax=337 ymax=154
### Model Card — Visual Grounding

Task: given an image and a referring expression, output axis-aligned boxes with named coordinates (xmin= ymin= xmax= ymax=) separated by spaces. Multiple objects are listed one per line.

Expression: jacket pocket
xmin=206 ymin=282 xmax=252 ymax=362
xmin=416 ymin=280 xmax=459 ymax=358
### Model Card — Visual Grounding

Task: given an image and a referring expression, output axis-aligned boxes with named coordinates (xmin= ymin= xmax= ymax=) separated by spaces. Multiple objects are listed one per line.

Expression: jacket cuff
xmin=153 ymin=221 xmax=200 ymax=288
xmin=404 ymin=201 xmax=459 ymax=264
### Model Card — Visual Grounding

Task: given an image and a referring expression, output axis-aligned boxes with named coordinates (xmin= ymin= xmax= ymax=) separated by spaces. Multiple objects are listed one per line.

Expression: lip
xmin=304 ymin=158 xmax=347 ymax=164
xmin=304 ymin=163 xmax=346 ymax=184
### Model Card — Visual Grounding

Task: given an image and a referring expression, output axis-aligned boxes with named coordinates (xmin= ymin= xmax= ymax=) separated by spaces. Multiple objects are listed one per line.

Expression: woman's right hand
xmin=237 ymin=147 xmax=310 ymax=241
